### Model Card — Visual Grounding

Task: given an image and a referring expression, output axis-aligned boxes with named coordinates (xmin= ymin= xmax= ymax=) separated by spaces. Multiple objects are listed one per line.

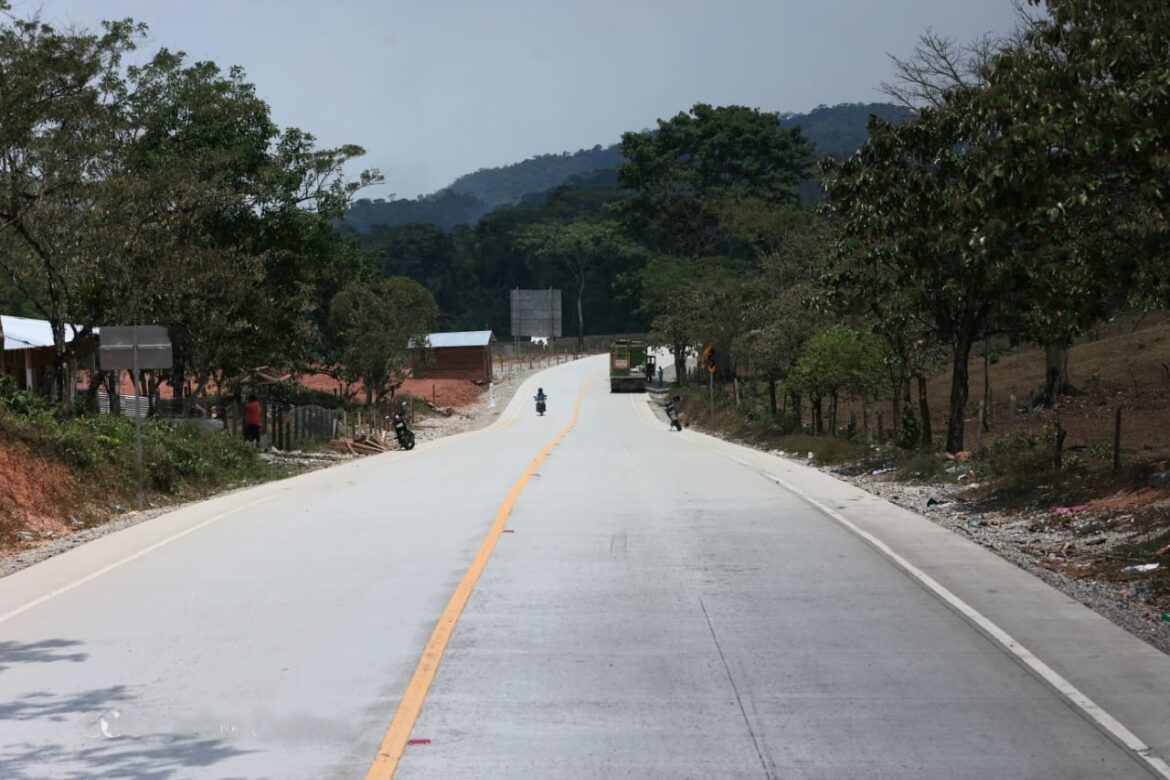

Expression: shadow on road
xmin=0 ymin=639 xmax=88 ymax=674
xmin=0 ymin=639 xmax=255 ymax=778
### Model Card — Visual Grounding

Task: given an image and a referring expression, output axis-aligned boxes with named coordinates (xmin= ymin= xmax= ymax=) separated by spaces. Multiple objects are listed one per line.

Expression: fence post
xmin=976 ymin=401 xmax=985 ymax=449
xmin=1113 ymin=407 xmax=1122 ymax=471
xmin=1053 ymin=405 xmax=1066 ymax=470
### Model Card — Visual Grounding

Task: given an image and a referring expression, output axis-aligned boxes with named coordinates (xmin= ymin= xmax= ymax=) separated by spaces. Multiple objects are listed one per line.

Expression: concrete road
xmin=2 ymin=354 xmax=1169 ymax=779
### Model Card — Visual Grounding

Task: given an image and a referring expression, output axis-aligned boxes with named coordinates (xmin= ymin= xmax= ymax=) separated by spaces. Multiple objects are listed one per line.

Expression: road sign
xmin=98 ymin=325 xmax=173 ymax=510
xmin=700 ymin=343 xmax=717 ymax=374
xmin=99 ymin=326 xmax=173 ymax=371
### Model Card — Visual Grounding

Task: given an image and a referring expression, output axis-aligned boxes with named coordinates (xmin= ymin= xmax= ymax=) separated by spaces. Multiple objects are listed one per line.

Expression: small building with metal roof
xmin=410 ymin=330 xmax=495 ymax=382
xmin=0 ymin=314 xmax=88 ymax=392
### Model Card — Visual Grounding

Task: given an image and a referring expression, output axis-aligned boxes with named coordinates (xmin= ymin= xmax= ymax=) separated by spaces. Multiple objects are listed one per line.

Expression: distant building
xmin=0 ymin=315 xmax=88 ymax=393
xmin=410 ymin=330 xmax=495 ymax=382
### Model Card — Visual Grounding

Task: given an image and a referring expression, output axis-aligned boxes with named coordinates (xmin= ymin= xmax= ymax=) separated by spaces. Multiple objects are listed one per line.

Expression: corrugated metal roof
xmin=0 ymin=315 xmax=85 ymax=351
xmin=411 ymin=330 xmax=494 ymax=349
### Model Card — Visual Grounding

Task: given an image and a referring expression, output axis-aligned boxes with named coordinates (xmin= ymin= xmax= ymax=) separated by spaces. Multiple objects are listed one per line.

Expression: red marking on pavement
xmin=406 ymin=738 xmax=431 ymax=746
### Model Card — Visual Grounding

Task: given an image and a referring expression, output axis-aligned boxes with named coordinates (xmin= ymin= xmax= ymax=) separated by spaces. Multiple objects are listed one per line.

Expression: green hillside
xmin=342 ymin=102 xmax=914 ymax=232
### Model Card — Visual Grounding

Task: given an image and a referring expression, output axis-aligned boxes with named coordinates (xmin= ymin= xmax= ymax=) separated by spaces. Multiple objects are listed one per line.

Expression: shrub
xmin=895 ymin=450 xmax=949 ymax=482
xmin=776 ymin=434 xmax=868 ymax=465
xmin=0 ymin=375 xmax=50 ymax=419
xmin=975 ymin=431 xmax=1054 ymax=483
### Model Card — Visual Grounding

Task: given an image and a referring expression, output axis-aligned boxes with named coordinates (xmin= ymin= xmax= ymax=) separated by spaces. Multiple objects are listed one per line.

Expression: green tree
xmin=822 ymin=99 xmax=1033 ymax=453
xmin=330 ymin=277 xmax=438 ymax=405
xmin=516 ymin=219 xmax=642 ymax=349
xmin=0 ymin=9 xmax=144 ymax=406
xmin=791 ymin=326 xmax=885 ymax=436
xmin=736 ymin=210 xmax=832 ymax=418
xmin=618 ymin=103 xmax=814 ymax=257
xmin=968 ymin=2 xmax=1170 ymax=404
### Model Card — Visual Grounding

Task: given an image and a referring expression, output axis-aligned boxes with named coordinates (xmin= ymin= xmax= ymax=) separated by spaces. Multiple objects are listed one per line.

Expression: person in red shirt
xmin=243 ymin=394 xmax=262 ymax=444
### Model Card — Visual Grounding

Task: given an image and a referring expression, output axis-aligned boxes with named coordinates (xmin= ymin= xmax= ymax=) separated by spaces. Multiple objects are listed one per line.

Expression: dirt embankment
xmin=0 ymin=440 xmax=92 ymax=544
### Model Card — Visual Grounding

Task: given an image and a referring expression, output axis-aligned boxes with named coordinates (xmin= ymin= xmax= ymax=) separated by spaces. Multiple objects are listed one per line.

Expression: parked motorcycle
xmin=392 ymin=413 xmax=416 ymax=450
xmin=665 ymin=395 xmax=683 ymax=431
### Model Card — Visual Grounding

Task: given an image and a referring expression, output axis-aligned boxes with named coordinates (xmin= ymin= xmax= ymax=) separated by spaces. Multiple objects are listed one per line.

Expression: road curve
xmin=1 ymin=354 xmax=1167 ymax=779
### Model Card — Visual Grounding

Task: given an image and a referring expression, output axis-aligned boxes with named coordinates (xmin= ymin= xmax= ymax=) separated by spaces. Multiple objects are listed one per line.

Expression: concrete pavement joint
xmin=0 ymin=494 xmax=275 ymax=626
xmin=744 ymin=458 xmax=1170 ymax=779
xmin=699 ymin=595 xmax=774 ymax=780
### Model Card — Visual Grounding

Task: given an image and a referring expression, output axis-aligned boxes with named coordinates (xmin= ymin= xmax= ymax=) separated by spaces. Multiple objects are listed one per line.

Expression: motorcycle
xmin=535 ymin=395 xmax=547 ymax=416
xmin=392 ymin=413 xmax=416 ymax=450
xmin=665 ymin=395 xmax=683 ymax=431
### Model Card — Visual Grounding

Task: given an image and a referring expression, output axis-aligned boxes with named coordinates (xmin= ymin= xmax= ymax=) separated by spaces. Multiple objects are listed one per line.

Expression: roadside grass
xmin=671 ymin=385 xmax=870 ymax=466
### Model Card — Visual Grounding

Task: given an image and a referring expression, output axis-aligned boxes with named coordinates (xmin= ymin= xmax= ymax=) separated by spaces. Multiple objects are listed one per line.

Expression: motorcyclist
xmin=665 ymin=393 xmax=683 ymax=431
xmin=392 ymin=410 xmax=415 ymax=449
xmin=534 ymin=387 xmax=548 ymax=415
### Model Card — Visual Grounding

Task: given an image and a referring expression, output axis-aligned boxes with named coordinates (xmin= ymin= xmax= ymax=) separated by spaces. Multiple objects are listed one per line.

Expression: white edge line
xmin=736 ymin=455 xmax=1170 ymax=778
xmin=0 ymin=494 xmax=274 ymax=626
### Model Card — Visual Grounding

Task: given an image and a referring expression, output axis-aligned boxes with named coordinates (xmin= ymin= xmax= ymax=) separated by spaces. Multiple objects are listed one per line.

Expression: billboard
xmin=510 ymin=289 xmax=562 ymax=338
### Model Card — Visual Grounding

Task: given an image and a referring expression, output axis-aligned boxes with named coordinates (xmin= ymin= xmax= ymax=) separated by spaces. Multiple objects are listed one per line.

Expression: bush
xmin=143 ymin=421 xmax=266 ymax=495
xmin=895 ymin=450 xmax=949 ymax=482
xmin=975 ymin=431 xmax=1054 ymax=483
xmin=775 ymin=434 xmax=868 ymax=465
xmin=0 ymin=375 xmax=50 ymax=419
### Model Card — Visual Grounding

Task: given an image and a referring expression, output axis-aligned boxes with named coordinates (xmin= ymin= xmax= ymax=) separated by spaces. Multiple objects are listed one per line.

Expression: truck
xmin=609 ymin=339 xmax=650 ymax=392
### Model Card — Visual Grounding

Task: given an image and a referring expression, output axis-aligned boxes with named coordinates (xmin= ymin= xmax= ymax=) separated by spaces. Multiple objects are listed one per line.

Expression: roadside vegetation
xmin=0 ymin=377 xmax=287 ymax=546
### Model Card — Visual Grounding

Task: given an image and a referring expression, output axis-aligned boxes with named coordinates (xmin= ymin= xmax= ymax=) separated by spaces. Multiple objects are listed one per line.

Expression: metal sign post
xmin=700 ymin=342 xmax=717 ymax=426
xmin=709 ymin=370 xmax=715 ymax=426
xmin=99 ymin=326 xmax=173 ymax=509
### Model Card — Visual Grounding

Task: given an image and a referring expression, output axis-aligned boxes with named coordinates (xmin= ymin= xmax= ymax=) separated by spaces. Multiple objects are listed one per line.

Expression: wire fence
xmin=99 ymin=392 xmax=342 ymax=450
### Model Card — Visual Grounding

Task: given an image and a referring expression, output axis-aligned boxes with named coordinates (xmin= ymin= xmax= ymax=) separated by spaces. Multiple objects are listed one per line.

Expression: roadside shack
xmin=410 ymin=330 xmax=495 ymax=383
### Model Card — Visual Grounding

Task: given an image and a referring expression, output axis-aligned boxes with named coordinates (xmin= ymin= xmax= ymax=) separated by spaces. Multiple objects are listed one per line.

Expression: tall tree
xmin=0 ymin=9 xmax=144 ymax=406
xmin=618 ymin=103 xmax=814 ymax=258
xmin=822 ymin=101 xmax=1030 ymax=453
xmin=980 ymin=0 xmax=1170 ymax=401
xmin=330 ymin=277 xmax=437 ymax=405
xmin=516 ymin=219 xmax=641 ymax=349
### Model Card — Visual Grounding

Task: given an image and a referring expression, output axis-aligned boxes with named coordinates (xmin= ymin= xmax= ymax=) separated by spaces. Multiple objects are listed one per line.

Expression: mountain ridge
xmin=344 ymin=101 xmax=914 ymax=232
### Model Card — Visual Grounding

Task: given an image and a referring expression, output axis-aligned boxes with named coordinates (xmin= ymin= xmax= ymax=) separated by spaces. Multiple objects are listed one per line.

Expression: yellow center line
xmin=364 ymin=373 xmax=592 ymax=779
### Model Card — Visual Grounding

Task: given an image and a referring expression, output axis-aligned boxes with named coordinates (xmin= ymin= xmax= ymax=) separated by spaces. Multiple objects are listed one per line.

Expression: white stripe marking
xmin=752 ymin=462 xmax=1170 ymax=778
xmin=0 ymin=495 xmax=274 ymax=625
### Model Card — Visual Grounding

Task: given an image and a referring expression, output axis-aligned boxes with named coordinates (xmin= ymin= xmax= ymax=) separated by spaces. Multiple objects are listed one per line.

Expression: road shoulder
xmin=683 ymin=424 xmax=1170 ymax=774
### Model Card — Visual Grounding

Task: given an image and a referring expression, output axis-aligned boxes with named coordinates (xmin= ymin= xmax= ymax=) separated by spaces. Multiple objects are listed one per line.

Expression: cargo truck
xmin=609 ymin=339 xmax=650 ymax=392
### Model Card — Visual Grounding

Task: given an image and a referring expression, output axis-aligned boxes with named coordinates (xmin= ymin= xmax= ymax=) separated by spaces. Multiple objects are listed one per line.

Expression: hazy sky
xmin=24 ymin=1 xmax=1021 ymax=199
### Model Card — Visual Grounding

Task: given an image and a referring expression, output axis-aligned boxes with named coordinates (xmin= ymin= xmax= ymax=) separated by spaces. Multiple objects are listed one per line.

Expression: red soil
xmin=298 ymin=371 xmax=484 ymax=409
xmin=0 ymin=440 xmax=85 ymax=543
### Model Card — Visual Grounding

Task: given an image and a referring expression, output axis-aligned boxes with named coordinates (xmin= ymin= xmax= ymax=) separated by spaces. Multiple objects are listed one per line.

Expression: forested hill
xmin=447 ymin=145 xmax=624 ymax=209
xmin=781 ymin=102 xmax=914 ymax=158
xmin=342 ymin=102 xmax=913 ymax=232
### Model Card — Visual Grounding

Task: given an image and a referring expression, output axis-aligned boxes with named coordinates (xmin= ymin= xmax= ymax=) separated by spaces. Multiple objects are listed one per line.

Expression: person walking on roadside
xmin=243 ymin=394 xmax=262 ymax=444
